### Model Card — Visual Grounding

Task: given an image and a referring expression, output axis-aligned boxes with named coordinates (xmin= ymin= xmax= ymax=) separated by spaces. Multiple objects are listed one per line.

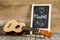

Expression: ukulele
xmin=3 ymin=20 xmax=52 ymax=38
xmin=3 ymin=20 xmax=26 ymax=35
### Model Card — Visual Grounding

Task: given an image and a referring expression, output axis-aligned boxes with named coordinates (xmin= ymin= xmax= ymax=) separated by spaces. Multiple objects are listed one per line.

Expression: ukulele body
xmin=3 ymin=20 xmax=25 ymax=35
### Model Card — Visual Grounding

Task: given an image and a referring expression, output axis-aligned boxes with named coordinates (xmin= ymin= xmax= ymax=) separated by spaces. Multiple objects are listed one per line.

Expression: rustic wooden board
xmin=0 ymin=33 xmax=59 ymax=40
xmin=0 ymin=0 xmax=60 ymax=33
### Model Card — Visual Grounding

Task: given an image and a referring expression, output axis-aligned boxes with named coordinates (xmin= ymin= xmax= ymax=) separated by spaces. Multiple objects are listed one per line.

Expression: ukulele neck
xmin=23 ymin=26 xmax=39 ymax=32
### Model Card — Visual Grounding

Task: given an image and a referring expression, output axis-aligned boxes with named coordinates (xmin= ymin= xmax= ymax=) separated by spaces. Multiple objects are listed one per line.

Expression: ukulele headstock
xmin=38 ymin=30 xmax=52 ymax=38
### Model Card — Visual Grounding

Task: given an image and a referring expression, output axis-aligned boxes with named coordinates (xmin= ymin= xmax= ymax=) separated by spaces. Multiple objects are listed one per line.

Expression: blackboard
xmin=31 ymin=4 xmax=51 ymax=31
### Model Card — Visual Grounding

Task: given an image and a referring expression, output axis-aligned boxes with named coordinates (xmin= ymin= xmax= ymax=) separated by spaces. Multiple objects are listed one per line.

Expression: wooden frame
xmin=30 ymin=4 xmax=51 ymax=33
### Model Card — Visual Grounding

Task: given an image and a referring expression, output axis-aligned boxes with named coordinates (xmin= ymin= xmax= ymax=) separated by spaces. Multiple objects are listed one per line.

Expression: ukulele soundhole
xmin=15 ymin=25 xmax=20 ymax=29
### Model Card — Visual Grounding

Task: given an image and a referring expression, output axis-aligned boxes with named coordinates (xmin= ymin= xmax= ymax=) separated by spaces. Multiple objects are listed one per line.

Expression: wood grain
xmin=0 ymin=0 xmax=60 ymax=33
xmin=0 ymin=33 xmax=59 ymax=40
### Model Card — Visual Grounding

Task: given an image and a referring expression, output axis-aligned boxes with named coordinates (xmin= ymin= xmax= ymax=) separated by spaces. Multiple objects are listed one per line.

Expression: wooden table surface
xmin=0 ymin=33 xmax=60 ymax=40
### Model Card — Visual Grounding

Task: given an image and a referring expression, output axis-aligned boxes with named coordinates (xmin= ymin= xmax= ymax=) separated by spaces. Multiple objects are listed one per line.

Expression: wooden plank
xmin=45 ymin=38 xmax=50 ymax=40
xmin=51 ymin=19 xmax=60 ymax=33
xmin=0 ymin=33 xmax=60 ymax=40
xmin=53 ymin=34 xmax=60 ymax=40
xmin=50 ymin=37 xmax=56 ymax=40
xmin=0 ymin=0 xmax=60 ymax=5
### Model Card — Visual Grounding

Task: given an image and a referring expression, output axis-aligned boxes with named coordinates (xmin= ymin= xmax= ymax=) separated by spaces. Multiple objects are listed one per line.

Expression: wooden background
xmin=0 ymin=0 xmax=60 ymax=33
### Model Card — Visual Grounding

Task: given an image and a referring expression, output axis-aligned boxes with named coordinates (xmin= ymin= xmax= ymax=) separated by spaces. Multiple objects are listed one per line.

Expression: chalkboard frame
xmin=30 ymin=4 xmax=51 ymax=31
